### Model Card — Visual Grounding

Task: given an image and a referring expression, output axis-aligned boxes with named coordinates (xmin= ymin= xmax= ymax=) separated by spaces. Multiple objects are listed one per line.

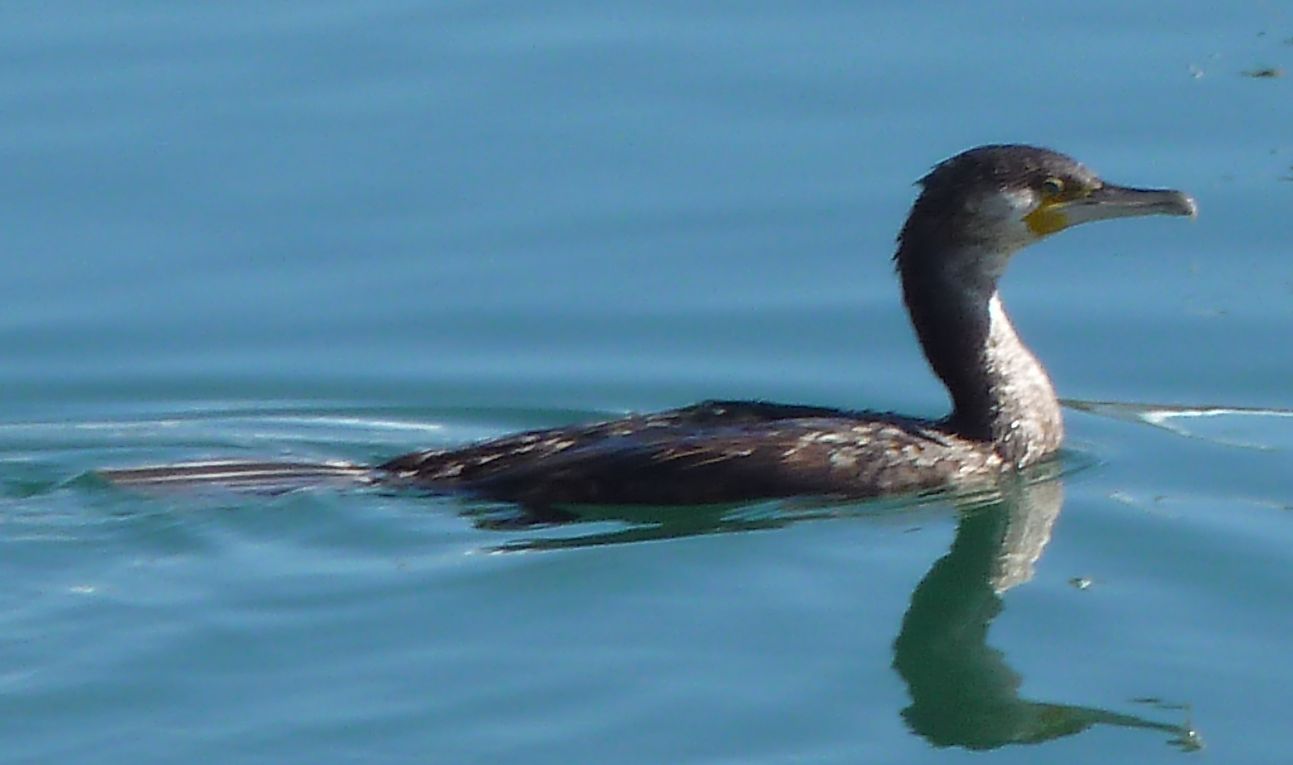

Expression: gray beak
xmin=1061 ymin=183 xmax=1198 ymax=226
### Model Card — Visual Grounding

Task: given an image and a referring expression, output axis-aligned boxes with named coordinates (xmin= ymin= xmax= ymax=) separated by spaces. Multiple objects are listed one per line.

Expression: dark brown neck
xmin=896 ymin=238 xmax=1063 ymax=467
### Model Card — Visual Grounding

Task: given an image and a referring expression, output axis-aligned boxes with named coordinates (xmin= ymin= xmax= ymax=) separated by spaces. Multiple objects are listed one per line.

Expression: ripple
xmin=1066 ymin=399 xmax=1293 ymax=452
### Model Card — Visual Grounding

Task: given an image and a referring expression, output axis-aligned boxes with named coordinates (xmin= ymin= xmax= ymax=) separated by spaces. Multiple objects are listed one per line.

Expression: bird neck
xmin=897 ymin=241 xmax=1063 ymax=467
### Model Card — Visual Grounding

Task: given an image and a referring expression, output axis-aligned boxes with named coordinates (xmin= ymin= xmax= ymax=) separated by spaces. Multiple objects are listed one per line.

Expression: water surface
xmin=2 ymin=3 xmax=1291 ymax=763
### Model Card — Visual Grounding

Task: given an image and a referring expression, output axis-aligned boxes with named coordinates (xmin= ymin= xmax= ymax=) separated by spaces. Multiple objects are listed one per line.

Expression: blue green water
xmin=3 ymin=3 xmax=1292 ymax=762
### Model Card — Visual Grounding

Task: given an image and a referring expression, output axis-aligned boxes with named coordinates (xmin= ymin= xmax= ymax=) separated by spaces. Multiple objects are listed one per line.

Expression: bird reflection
xmin=454 ymin=466 xmax=1202 ymax=751
xmin=112 ymin=459 xmax=1203 ymax=750
xmin=892 ymin=471 xmax=1200 ymax=750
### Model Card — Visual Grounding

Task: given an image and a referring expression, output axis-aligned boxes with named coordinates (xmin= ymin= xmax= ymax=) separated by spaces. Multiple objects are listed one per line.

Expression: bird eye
xmin=1040 ymin=177 xmax=1065 ymax=198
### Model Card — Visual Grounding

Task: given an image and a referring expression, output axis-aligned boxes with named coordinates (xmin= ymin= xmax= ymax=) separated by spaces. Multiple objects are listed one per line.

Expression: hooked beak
xmin=1026 ymin=184 xmax=1197 ymax=236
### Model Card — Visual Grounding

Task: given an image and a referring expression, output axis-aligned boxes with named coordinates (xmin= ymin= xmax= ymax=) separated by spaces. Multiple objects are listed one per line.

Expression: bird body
xmin=378 ymin=400 xmax=1006 ymax=506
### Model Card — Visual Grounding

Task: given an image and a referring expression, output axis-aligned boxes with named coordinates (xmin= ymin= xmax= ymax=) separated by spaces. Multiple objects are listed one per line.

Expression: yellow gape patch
xmin=1024 ymin=202 xmax=1069 ymax=236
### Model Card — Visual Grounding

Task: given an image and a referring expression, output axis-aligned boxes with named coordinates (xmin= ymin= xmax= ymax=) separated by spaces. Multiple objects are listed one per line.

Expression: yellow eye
xmin=1040 ymin=177 xmax=1065 ymax=199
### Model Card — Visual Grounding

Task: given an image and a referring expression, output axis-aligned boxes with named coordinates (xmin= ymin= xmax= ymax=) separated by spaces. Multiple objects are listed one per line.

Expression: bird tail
xmin=97 ymin=460 xmax=377 ymax=493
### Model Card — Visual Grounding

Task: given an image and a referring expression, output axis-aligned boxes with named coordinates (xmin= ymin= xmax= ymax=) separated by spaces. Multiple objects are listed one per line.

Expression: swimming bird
xmin=103 ymin=145 xmax=1195 ymax=507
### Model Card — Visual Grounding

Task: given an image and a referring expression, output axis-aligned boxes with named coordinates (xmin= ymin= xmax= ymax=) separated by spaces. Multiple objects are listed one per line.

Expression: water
xmin=2 ymin=2 xmax=1291 ymax=762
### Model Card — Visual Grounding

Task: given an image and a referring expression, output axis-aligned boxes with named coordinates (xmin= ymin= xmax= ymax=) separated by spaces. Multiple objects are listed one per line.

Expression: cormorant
xmin=103 ymin=145 xmax=1196 ymax=507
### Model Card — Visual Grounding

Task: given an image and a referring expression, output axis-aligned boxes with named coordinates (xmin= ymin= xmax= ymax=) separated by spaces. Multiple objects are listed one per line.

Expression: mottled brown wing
xmin=380 ymin=402 xmax=993 ymax=506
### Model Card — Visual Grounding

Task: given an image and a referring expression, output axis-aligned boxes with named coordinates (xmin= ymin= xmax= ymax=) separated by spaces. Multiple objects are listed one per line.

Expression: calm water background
xmin=2 ymin=2 xmax=1291 ymax=763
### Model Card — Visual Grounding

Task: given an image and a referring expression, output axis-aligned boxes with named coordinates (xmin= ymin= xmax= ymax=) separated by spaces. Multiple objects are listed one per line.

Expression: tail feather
xmin=98 ymin=460 xmax=376 ymax=492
